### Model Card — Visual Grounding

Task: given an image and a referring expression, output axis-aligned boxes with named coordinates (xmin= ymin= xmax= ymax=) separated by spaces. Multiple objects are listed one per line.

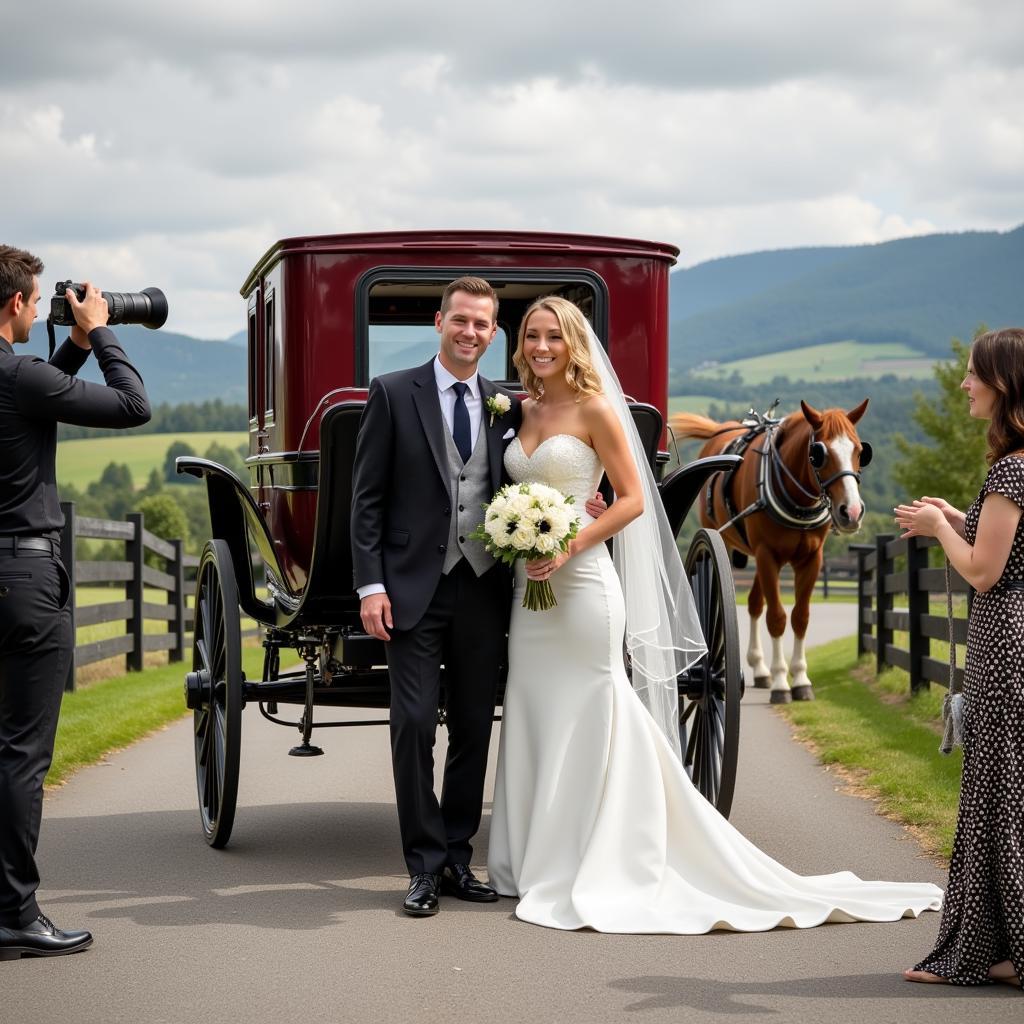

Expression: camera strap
xmin=45 ymin=315 xmax=56 ymax=359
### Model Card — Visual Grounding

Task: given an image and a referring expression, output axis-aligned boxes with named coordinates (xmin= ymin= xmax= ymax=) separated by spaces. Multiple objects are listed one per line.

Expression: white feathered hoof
xmin=791 ymin=685 xmax=815 ymax=701
xmin=769 ymin=689 xmax=793 ymax=705
xmin=753 ymin=675 xmax=772 ymax=689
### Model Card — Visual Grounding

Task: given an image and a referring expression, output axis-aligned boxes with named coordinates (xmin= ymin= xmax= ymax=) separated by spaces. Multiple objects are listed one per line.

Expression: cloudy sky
xmin=2 ymin=0 xmax=1021 ymax=339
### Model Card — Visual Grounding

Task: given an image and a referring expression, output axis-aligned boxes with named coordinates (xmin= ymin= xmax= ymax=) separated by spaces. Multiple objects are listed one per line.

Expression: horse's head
xmin=800 ymin=398 xmax=872 ymax=533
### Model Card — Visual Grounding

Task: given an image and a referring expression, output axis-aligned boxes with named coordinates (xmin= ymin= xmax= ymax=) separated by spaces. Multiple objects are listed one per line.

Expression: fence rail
xmin=851 ymin=534 xmax=970 ymax=694
xmin=731 ymin=555 xmax=858 ymax=599
xmin=60 ymin=502 xmax=200 ymax=691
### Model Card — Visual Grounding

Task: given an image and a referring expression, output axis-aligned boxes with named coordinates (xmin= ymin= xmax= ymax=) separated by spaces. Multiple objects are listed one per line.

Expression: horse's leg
xmin=746 ymin=573 xmax=771 ymax=687
xmin=788 ymin=551 xmax=822 ymax=700
xmin=755 ymin=550 xmax=791 ymax=704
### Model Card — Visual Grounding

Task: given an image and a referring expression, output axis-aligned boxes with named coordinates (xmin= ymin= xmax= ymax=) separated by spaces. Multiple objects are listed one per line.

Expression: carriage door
xmin=257 ymin=285 xmax=277 ymax=513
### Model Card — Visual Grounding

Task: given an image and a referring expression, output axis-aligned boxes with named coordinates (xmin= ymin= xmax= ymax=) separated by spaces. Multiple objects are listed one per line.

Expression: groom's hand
xmin=360 ymin=593 xmax=393 ymax=641
xmin=585 ymin=492 xmax=608 ymax=518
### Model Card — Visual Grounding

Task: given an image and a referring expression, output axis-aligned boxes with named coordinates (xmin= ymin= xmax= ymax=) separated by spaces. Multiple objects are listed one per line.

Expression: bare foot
xmin=904 ymin=969 xmax=949 ymax=984
xmin=988 ymin=960 xmax=1021 ymax=987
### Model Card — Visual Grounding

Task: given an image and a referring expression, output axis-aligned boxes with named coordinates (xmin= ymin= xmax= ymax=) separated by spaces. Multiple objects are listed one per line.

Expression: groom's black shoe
xmin=441 ymin=863 xmax=499 ymax=903
xmin=0 ymin=914 xmax=93 ymax=960
xmin=403 ymin=873 xmax=441 ymax=916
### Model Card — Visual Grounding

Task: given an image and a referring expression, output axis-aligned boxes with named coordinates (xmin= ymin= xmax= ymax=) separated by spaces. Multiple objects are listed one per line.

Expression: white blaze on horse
xmin=671 ymin=400 xmax=872 ymax=703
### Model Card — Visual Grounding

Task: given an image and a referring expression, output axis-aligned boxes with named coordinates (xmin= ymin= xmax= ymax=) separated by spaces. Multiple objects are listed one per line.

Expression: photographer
xmin=0 ymin=244 xmax=150 ymax=961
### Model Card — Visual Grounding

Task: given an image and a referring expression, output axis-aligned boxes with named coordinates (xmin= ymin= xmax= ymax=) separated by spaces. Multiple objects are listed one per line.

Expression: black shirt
xmin=0 ymin=328 xmax=150 ymax=537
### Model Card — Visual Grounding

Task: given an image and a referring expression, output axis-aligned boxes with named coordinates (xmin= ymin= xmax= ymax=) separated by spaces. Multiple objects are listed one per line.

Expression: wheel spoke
xmin=685 ymin=710 xmax=700 ymax=767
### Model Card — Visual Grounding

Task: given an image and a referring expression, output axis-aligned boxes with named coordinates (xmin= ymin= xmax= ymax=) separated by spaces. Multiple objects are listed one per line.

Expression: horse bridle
xmin=807 ymin=436 xmax=873 ymax=492
xmin=766 ymin=429 xmax=873 ymax=527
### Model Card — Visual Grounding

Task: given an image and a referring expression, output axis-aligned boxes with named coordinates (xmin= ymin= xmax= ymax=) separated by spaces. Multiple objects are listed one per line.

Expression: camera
xmin=49 ymin=281 xmax=169 ymax=330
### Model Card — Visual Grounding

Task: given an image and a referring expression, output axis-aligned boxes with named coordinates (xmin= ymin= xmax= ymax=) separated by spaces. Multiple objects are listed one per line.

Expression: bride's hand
xmin=526 ymin=551 xmax=570 ymax=580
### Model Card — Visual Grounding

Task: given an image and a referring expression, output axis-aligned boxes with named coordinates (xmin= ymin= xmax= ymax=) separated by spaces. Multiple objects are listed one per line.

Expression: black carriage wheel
xmin=680 ymin=528 xmax=742 ymax=817
xmin=191 ymin=539 xmax=243 ymax=848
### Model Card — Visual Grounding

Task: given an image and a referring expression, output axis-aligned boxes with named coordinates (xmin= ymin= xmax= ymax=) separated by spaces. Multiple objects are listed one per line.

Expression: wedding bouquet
xmin=472 ymin=483 xmax=580 ymax=611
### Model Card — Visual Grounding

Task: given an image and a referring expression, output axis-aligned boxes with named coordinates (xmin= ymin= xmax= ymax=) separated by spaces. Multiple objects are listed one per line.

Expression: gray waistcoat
xmin=442 ymin=423 xmax=494 ymax=576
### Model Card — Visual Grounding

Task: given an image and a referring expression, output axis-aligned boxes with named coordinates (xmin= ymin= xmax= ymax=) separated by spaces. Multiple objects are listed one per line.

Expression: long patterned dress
xmin=915 ymin=455 xmax=1024 ymax=985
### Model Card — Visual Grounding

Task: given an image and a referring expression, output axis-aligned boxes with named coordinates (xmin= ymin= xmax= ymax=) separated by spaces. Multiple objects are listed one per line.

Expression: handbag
xmin=939 ymin=558 xmax=964 ymax=755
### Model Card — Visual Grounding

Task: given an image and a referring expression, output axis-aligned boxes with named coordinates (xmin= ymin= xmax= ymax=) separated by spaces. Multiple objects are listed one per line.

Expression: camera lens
xmin=103 ymin=287 xmax=168 ymax=330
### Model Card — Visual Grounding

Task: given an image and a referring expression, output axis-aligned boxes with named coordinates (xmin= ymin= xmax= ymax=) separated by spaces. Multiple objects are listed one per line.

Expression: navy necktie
xmin=451 ymin=381 xmax=472 ymax=463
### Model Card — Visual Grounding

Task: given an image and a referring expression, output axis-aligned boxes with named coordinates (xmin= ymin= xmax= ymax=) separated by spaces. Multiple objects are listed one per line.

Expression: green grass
xmin=667 ymin=395 xmax=719 ymax=415
xmin=49 ymin=644 xmax=298 ymax=787
xmin=780 ymin=635 xmax=962 ymax=860
xmin=692 ymin=340 xmax=935 ymax=386
xmin=57 ymin=431 xmax=247 ymax=491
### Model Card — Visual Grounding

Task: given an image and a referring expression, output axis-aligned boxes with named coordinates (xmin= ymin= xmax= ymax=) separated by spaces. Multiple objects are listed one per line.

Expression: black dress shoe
xmin=403 ymin=873 xmax=441 ymax=917
xmin=0 ymin=914 xmax=93 ymax=960
xmin=441 ymin=863 xmax=498 ymax=903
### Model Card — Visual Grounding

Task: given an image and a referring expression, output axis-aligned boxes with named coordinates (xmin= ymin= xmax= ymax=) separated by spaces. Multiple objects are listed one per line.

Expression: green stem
xmin=523 ymin=579 xmax=557 ymax=611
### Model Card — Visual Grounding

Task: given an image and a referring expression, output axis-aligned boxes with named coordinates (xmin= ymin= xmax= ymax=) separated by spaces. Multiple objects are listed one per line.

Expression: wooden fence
xmin=731 ymin=555 xmax=859 ymax=599
xmin=850 ymin=534 xmax=970 ymax=694
xmin=59 ymin=501 xmax=200 ymax=691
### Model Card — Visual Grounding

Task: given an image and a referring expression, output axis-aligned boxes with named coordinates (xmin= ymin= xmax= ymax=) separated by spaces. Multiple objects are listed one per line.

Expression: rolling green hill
xmin=670 ymin=224 xmax=1024 ymax=373
xmin=692 ymin=340 xmax=934 ymax=385
xmin=57 ymin=432 xmax=247 ymax=491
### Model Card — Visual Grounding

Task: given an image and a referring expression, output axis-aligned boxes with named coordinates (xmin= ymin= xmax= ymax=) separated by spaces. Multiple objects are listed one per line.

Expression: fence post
xmin=875 ymin=533 xmax=894 ymax=676
xmin=854 ymin=546 xmax=868 ymax=658
xmin=906 ymin=537 xmax=930 ymax=694
xmin=59 ymin=501 xmax=77 ymax=692
xmin=126 ymin=512 xmax=144 ymax=672
xmin=169 ymin=538 xmax=185 ymax=663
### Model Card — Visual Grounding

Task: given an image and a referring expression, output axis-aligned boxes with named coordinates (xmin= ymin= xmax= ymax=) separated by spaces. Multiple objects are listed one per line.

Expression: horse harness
xmin=705 ymin=407 xmax=868 ymax=542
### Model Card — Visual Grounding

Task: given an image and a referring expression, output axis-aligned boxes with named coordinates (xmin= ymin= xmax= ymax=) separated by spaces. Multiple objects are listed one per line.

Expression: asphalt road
xmin=5 ymin=602 xmax=1019 ymax=1022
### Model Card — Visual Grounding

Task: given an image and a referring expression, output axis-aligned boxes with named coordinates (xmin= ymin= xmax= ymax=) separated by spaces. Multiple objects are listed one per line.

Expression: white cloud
xmin=1 ymin=1 xmax=1021 ymax=338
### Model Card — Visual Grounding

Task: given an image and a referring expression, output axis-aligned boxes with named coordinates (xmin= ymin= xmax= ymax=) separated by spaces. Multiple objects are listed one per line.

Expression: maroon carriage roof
xmin=241 ymin=230 xmax=680 ymax=295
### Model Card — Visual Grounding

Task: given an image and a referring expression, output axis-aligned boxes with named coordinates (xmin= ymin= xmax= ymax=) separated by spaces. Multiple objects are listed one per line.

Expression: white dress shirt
xmin=357 ymin=357 xmax=483 ymax=601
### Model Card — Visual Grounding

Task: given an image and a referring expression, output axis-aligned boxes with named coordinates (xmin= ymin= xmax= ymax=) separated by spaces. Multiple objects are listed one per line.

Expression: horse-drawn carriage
xmin=178 ymin=230 xmax=744 ymax=848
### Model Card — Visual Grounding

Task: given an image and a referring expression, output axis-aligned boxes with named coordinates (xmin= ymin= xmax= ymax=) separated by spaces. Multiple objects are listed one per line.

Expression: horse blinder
xmin=808 ymin=441 xmax=828 ymax=469
xmin=858 ymin=440 xmax=873 ymax=467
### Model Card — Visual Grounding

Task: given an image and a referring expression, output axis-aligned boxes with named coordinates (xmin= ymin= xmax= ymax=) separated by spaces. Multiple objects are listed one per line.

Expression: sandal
xmin=903 ymin=969 xmax=950 ymax=984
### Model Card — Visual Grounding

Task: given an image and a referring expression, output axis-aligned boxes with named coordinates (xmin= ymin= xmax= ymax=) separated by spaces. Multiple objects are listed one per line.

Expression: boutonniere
xmin=485 ymin=393 xmax=512 ymax=427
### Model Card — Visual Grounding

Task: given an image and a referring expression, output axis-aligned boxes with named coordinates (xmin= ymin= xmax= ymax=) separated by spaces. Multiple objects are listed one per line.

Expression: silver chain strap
xmin=945 ymin=557 xmax=959 ymax=695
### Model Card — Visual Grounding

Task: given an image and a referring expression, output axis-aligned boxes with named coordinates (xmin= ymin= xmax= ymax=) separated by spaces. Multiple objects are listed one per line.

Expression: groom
xmin=351 ymin=276 xmax=522 ymax=916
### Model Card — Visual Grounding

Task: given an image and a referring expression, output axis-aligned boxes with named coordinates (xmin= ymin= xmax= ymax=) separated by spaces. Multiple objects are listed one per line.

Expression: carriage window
xmin=247 ymin=308 xmax=258 ymax=423
xmin=264 ymin=292 xmax=275 ymax=419
xmin=368 ymin=324 xmax=508 ymax=381
xmin=362 ymin=276 xmax=604 ymax=385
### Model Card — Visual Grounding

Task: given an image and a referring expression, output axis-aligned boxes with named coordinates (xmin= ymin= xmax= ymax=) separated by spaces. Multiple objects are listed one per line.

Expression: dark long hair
xmin=971 ymin=328 xmax=1024 ymax=463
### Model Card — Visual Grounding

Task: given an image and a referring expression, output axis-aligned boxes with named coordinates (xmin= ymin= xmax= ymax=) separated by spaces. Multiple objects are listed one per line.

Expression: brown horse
xmin=672 ymin=400 xmax=871 ymax=702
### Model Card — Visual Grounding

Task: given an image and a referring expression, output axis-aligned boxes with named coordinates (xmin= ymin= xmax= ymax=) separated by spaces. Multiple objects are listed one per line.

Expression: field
xmin=57 ymin=431 xmax=247 ymax=490
xmin=691 ymin=340 xmax=935 ymax=385
xmin=667 ymin=395 xmax=719 ymax=415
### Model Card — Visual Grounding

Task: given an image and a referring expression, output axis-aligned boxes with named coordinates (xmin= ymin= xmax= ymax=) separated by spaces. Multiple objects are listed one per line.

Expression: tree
xmin=136 ymin=493 xmax=189 ymax=568
xmin=84 ymin=462 xmax=135 ymax=521
xmin=204 ymin=441 xmax=245 ymax=479
xmin=164 ymin=440 xmax=197 ymax=483
xmin=892 ymin=336 xmax=988 ymax=512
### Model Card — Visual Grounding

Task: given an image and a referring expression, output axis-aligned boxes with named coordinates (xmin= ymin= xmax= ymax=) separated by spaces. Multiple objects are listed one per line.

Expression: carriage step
xmin=288 ymin=742 xmax=324 ymax=757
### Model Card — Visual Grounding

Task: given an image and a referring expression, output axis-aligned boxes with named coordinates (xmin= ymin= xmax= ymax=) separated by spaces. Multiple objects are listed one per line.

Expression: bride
xmin=486 ymin=295 xmax=943 ymax=934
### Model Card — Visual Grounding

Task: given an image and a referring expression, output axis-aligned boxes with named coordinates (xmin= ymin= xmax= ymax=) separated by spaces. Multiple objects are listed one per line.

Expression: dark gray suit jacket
xmin=350 ymin=358 xmax=522 ymax=631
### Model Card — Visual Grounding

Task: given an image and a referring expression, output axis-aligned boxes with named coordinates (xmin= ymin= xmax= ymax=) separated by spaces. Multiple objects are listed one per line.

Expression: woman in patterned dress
xmin=895 ymin=327 xmax=1024 ymax=989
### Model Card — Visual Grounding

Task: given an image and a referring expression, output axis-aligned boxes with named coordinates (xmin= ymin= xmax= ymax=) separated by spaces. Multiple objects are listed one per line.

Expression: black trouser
xmin=386 ymin=559 xmax=509 ymax=876
xmin=0 ymin=550 xmax=71 ymax=928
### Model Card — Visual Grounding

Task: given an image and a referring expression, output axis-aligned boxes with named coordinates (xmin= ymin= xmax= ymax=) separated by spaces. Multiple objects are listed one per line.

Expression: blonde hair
xmin=513 ymin=296 xmax=603 ymax=401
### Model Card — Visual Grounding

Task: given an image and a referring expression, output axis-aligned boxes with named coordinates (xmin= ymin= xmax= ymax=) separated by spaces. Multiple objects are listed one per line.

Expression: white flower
xmin=486 ymin=393 xmax=512 ymax=426
xmin=510 ymin=526 xmax=537 ymax=551
xmin=534 ymin=533 xmax=557 ymax=554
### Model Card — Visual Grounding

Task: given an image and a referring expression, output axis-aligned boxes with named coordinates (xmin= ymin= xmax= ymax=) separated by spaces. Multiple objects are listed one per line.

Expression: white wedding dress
xmin=486 ymin=433 xmax=943 ymax=933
